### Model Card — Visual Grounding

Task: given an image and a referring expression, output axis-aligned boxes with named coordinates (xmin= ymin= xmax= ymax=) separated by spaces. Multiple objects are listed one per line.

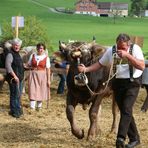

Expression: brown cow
xmin=59 ymin=40 xmax=118 ymax=140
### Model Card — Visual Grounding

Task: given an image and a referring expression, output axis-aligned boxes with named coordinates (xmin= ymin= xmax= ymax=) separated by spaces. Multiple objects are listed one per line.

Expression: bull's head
xmin=59 ymin=40 xmax=106 ymax=66
xmin=59 ymin=40 xmax=106 ymax=86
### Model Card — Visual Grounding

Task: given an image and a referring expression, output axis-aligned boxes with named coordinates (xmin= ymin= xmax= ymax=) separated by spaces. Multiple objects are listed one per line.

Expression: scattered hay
xmin=0 ymin=82 xmax=148 ymax=148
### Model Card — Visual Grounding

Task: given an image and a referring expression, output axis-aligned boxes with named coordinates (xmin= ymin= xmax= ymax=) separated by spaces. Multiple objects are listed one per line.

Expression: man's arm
xmin=5 ymin=53 xmax=19 ymax=83
xmin=126 ymin=54 xmax=145 ymax=70
xmin=78 ymin=62 xmax=102 ymax=73
xmin=117 ymin=50 xmax=145 ymax=71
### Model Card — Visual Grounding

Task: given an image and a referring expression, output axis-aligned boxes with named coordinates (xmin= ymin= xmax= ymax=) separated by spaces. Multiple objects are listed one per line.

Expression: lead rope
xmin=129 ymin=44 xmax=134 ymax=81
xmin=82 ymin=53 xmax=122 ymax=96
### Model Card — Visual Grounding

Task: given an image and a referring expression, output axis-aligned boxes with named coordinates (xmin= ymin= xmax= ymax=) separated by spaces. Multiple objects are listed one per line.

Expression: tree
xmin=130 ymin=0 xmax=145 ymax=17
xmin=146 ymin=0 xmax=148 ymax=9
xmin=0 ymin=16 xmax=53 ymax=54
xmin=110 ymin=8 xmax=122 ymax=24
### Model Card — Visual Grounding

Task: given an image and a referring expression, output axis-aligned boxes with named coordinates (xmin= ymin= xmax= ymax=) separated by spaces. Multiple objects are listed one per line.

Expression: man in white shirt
xmin=78 ymin=33 xmax=145 ymax=148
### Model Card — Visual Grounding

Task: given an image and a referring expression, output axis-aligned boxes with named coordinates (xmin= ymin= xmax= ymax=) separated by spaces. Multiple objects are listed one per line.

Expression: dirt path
xmin=29 ymin=0 xmax=61 ymax=13
xmin=0 ymin=81 xmax=148 ymax=148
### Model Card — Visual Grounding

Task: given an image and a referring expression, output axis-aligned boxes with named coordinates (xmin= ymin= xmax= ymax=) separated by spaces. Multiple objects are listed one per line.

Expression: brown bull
xmin=59 ymin=40 xmax=118 ymax=140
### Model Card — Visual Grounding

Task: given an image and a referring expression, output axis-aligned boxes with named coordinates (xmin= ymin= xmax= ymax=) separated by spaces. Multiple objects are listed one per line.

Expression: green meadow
xmin=0 ymin=0 xmax=148 ymax=54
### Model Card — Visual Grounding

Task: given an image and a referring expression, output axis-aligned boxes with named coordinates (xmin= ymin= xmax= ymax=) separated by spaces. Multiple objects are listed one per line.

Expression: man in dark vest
xmin=5 ymin=38 xmax=24 ymax=118
xmin=78 ymin=33 xmax=145 ymax=148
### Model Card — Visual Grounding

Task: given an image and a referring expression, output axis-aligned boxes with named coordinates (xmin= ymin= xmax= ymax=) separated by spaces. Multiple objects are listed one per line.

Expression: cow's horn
xmin=93 ymin=36 xmax=96 ymax=42
xmin=87 ymin=42 xmax=95 ymax=48
xmin=59 ymin=41 xmax=67 ymax=49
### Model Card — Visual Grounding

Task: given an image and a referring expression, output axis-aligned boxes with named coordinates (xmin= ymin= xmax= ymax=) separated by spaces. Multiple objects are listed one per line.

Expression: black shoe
xmin=116 ymin=138 xmax=125 ymax=148
xmin=19 ymin=109 xmax=23 ymax=116
xmin=141 ymin=106 xmax=147 ymax=112
xmin=125 ymin=140 xmax=140 ymax=148
xmin=9 ymin=111 xmax=20 ymax=118
xmin=57 ymin=92 xmax=64 ymax=94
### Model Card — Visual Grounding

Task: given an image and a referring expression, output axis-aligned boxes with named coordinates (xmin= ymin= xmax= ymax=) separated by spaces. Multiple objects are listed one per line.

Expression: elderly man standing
xmin=78 ymin=33 xmax=145 ymax=148
xmin=5 ymin=38 xmax=24 ymax=118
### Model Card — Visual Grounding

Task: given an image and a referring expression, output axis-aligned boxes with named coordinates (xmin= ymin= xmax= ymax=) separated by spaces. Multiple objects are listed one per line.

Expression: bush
xmin=0 ymin=16 xmax=53 ymax=54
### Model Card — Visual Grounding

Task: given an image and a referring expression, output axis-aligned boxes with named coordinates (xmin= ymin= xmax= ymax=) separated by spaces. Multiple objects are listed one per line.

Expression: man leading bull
xmin=78 ymin=33 xmax=145 ymax=148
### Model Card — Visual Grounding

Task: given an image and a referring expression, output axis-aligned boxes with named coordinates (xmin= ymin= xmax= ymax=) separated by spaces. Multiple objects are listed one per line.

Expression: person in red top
xmin=27 ymin=43 xmax=50 ymax=110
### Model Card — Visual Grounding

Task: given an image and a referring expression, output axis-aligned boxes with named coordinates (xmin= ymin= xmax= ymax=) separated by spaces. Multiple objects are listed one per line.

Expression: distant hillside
xmin=97 ymin=0 xmax=130 ymax=2
xmin=0 ymin=0 xmax=148 ymax=53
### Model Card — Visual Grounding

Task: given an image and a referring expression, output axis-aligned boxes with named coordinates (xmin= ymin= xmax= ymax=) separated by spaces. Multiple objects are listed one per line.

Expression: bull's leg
xmin=141 ymin=85 xmax=148 ymax=112
xmin=110 ymin=95 xmax=119 ymax=133
xmin=0 ymin=77 xmax=5 ymax=90
xmin=66 ymin=95 xmax=84 ymax=139
xmin=141 ymin=96 xmax=148 ymax=112
xmin=87 ymin=98 xmax=102 ymax=141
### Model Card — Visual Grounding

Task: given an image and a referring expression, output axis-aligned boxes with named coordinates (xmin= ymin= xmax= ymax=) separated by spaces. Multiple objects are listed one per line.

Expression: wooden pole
xmin=15 ymin=16 xmax=19 ymax=38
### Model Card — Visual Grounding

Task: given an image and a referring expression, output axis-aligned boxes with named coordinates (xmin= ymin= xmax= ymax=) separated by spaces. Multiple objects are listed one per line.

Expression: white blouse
xmin=28 ymin=52 xmax=51 ymax=68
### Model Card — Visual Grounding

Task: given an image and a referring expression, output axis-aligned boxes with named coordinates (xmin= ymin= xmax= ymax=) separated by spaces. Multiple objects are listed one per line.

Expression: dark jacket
xmin=6 ymin=49 xmax=24 ymax=82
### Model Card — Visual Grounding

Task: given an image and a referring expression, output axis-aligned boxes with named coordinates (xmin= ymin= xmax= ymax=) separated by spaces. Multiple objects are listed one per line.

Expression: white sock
xmin=30 ymin=100 xmax=36 ymax=109
xmin=37 ymin=101 xmax=42 ymax=108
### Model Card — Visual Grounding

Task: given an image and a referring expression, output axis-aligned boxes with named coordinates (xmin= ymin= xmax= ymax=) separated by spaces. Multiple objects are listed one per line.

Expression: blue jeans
xmin=8 ymin=80 xmax=23 ymax=115
xmin=57 ymin=74 xmax=66 ymax=94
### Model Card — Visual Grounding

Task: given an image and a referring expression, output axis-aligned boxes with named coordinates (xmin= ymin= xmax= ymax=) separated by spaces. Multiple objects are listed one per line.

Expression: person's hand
xmin=117 ymin=50 xmax=128 ymax=58
xmin=47 ymin=81 xmax=50 ymax=88
xmin=78 ymin=64 xmax=86 ymax=73
xmin=14 ymin=76 xmax=19 ymax=84
xmin=23 ymin=63 xmax=30 ymax=70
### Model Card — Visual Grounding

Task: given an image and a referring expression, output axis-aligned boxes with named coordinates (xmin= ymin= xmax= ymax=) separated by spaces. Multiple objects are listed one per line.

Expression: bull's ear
xmin=91 ymin=44 xmax=106 ymax=57
xmin=88 ymin=37 xmax=96 ymax=48
xmin=52 ymin=51 xmax=65 ymax=62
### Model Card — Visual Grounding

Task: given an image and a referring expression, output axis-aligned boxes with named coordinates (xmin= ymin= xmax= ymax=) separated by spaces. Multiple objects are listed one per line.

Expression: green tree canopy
xmin=130 ymin=0 xmax=145 ymax=16
xmin=0 ymin=16 xmax=53 ymax=54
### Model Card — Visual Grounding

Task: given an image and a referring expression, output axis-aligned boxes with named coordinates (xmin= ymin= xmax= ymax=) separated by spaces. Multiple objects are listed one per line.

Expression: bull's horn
xmin=87 ymin=37 xmax=96 ymax=48
xmin=93 ymin=36 xmax=96 ymax=42
xmin=59 ymin=41 xmax=67 ymax=49
xmin=87 ymin=42 xmax=96 ymax=48
xmin=61 ymin=42 xmax=67 ymax=49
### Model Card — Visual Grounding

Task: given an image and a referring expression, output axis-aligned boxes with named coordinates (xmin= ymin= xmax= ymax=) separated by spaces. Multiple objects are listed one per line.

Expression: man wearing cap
xmin=5 ymin=38 xmax=24 ymax=118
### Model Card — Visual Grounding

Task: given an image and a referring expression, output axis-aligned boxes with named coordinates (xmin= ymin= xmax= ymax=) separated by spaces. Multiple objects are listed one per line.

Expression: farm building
xmin=141 ymin=10 xmax=148 ymax=17
xmin=75 ymin=0 xmax=128 ymax=17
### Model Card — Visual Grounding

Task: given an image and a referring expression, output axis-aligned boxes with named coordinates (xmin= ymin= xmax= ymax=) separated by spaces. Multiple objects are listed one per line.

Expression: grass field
xmin=0 ymin=0 xmax=148 ymax=54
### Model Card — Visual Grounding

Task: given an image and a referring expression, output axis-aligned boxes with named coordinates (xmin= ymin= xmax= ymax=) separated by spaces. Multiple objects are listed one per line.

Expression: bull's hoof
xmin=82 ymin=104 xmax=88 ymax=110
xmin=110 ymin=127 xmax=117 ymax=134
xmin=141 ymin=106 xmax=148 ymax=112
xmin=87 ymin=135 xmax=96 ymax=141
xmin=141 ymin=100 xmax=148 ymax=112
xmin=75 ymin=129 xmax=84 ymax=139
